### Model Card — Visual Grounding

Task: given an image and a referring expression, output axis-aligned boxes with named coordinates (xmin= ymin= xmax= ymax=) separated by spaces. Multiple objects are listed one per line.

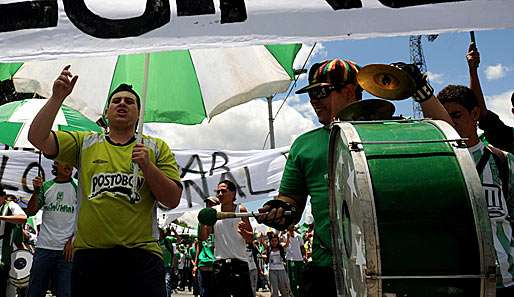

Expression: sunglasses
xmin=215 ymin=189 xmax=229 ymax=194
xmin=308 ymin=85 xmax=339 ymax=100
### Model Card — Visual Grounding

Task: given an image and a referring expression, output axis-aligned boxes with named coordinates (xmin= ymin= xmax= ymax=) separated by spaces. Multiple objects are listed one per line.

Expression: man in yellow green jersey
xmin=28 ymin=66 xmax=183 ymax=297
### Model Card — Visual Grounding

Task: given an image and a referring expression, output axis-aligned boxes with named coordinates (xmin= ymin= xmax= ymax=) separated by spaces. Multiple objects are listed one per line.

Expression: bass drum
xmin=328 ymin=120 xmax=496 ymax=297
xmin=9 ymin=249 xmax=33 ymax=288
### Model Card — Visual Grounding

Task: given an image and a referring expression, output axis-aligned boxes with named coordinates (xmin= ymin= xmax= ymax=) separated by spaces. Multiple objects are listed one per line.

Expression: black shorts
xmin=71 ymin=247 xmax=165 ymax=297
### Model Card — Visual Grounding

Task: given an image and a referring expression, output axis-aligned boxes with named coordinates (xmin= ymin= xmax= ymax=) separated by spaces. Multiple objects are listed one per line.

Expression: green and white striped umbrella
xmin=0 ymin=44 xmax=301 ymax=125
xmin=0 ymin=99 xmax=101 ymax=148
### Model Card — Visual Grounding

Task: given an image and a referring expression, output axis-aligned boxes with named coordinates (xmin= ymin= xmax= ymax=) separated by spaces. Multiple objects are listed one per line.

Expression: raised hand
xmin=466 ymin=42 xmax=480 ymax=69
xmin=52 ymin=65 xmax=78 ymax=102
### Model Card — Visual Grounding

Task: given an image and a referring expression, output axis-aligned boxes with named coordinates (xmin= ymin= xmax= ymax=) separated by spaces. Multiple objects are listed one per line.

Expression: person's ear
xmin=471 ymin=106 xmax=480 ymax=122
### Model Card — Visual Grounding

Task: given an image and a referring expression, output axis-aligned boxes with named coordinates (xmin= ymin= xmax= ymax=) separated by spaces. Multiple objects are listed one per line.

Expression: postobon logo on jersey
xmin=90 ymin=173 xmax=145 ymax=203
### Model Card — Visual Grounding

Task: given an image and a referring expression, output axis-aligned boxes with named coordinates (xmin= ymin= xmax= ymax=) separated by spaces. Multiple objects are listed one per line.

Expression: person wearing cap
xmin=28 ymin=66 xmax=183 ymax=297
xmin=0 ymin=184 xmax=27 ymax=296
xmin=257 ymin=58 xmax=452 ymax=296
xmin=198 ymin=180 xmax=254 ymax=297
xmin=194 ymin=196 xmax=218 ymax=297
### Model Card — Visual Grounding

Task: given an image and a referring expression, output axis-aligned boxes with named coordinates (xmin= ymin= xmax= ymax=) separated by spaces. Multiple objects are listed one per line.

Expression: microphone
xmin=198 ymin=207 xmax=292 ymax=226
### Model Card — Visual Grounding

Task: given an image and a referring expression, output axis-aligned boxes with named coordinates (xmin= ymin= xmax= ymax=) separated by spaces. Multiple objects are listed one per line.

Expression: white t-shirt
xmin=285 ymin=233 xmax=304 ymax=261
xmin=178 ymin=252 xmax=186 ymax=269
xmin=35 ymin=179 xmax=78 ymax=250
xmin=0 ymin=201 xmax=25 ymax=262
xmin=213 ymin=204 xmax=248 ymax=262
xmin=268 ymin=250 xmax=285 ymax=270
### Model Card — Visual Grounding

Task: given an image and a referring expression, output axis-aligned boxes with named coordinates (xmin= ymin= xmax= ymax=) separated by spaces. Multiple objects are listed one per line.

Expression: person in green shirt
xmin=258 ymin=58 xmax=452 ymax=297
xmin=195 ymin=196 xmax=218 ymax=297
xmin=27 ymin=66 xmax=183 ymax=297
xmin=159 ymin=228 xmax=177 ymax=297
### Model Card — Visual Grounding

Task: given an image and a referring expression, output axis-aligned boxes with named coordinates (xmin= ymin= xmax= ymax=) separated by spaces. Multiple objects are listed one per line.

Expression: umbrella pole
xmin=38 ymin=150 xmax=42 ymax=176
xmin=130 ymin=53 xmax=150 ymax=204
xmin=267 ymin=96 xmax=275 ymax=149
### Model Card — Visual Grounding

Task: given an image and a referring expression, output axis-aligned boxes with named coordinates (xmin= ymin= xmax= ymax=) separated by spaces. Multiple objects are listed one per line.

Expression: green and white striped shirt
xmin=469 ymin=142 xmax=514 ymax=288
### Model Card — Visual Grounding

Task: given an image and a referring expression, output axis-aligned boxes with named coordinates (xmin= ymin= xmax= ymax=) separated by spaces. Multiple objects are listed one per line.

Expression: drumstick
xmin=198 ymin=207 xmax=292 ymax=226
xmin=469 ymin=31 xmax=479 ymax=68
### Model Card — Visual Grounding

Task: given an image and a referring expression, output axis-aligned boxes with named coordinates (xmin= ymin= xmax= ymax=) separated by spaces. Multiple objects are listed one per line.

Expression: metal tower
xmin=409 ymin=34 xmax=437 ymax=118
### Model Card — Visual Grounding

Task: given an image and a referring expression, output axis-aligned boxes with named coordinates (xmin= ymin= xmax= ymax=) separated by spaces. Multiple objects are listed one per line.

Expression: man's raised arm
xmin=28 ymin=66 xmax=78 ymax=156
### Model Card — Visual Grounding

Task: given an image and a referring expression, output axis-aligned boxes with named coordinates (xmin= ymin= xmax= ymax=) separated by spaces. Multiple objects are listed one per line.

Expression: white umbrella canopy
xmin=2 ymin=44 xmax=301 ymax=124
xmin=0 ymin=98 xmax=101 ymax=149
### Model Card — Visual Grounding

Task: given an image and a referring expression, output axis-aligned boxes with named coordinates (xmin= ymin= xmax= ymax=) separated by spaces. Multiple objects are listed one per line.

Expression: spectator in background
xmin=284 ymin=226 xmax=305 ymax=297
xmin=266 ymin=233 xmax=292 ymax=297
xmin=0 ymin=185 xmax=27 ymax=297
xmin=195 ymin=196 xmax=218 ymax=297
xmin=26 ymin=161 xmax=77 ymax=297
xmin=159 ymin=228 xmax=177 ymax=297
xmin=247 ymin=240 xmax=259 ymax=297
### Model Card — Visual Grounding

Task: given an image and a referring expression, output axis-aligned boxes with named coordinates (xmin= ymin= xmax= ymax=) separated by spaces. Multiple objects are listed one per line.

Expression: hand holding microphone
xmin=198 ymin=207 xmax=293 ymax=226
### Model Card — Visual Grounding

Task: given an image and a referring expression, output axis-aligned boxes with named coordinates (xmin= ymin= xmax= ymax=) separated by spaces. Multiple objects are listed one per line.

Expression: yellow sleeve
xmin=45 ymin=131 xmax=85 ymax=168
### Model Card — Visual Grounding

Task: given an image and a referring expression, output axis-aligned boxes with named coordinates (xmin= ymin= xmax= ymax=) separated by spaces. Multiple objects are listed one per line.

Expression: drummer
xmin=257 ymin=58 xmax=453 ymax=296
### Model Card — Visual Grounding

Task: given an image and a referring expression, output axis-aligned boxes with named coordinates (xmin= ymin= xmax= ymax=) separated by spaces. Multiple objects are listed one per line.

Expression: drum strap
xmin=475 ymin=148 xmax=491 ymax=177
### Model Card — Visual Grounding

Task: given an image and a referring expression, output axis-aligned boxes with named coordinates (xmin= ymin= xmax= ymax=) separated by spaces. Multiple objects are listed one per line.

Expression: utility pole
xmin=267 ymin=96 xmax=275 ymax=149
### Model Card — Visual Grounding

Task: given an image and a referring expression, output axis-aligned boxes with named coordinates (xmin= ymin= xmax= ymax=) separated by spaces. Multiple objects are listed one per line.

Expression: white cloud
xmin=426 ymin=71 xmax=444 ymax=84
xmin=485 ymin=90 xmax=514 ymax=127
xmin=144 ymin=99 xmax=317 ymax=150
xmin=293 ymin=43 xmax=328 ymax=72
xmin=484 ymin=64 xmax=509 ymax=80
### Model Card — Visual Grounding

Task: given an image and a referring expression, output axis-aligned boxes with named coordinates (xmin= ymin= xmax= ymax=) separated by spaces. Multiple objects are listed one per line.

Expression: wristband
xmin=261 ymin=199 xmax=297 ymax=231
xmin=412 ymin=81 xmax=434 ymax=103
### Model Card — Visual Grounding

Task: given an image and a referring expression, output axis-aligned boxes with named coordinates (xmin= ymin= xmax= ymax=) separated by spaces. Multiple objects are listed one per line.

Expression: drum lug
xmin=453 ymin=139 xmax=468 ymax=148
xmin=487 ymin=266 xmax=497 ymax=279
xmin=349 ymin=142 xmax=364 ymax=152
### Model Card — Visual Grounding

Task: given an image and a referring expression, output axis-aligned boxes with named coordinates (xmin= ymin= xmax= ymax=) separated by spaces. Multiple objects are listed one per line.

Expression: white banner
xmin=0 ymin=146 xmax=288 ymax=211
xmin=1 ymin=0 xmax=514 ymax=61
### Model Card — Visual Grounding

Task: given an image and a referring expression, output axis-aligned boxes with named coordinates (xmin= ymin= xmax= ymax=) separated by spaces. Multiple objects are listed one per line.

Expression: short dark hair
xmin=437 ymin=85 xmax=478 ymax=112
xmin=218 ymin=180 xmax=236 ymax=192
xmin=108 ymin=84 xmax=141 ymax=111
xmin=511 ymin=92 xmax=514 ymax=107
xmin=0 ymin=184 xmax=6 ymax=197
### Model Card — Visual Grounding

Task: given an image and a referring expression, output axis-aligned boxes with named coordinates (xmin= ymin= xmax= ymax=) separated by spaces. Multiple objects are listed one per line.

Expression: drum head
xmin=9 ymin=249 xmax=33 ymax=288
xmin=329 ymin=123 xmax=375 ymax=297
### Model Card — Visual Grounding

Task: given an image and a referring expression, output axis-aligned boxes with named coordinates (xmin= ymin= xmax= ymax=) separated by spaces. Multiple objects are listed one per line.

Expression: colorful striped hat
xmin=296 ymin=58 xmax=361 ymax=94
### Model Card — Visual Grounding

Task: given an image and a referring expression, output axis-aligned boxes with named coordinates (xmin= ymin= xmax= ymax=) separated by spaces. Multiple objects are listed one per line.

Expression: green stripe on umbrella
xmin=0 ymin=99 xmax=100 ymax=148
xmin=0 ymin=62 xmax=22 ymax=81
xmin=1 ymin=44 xmax=302 ymax=125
